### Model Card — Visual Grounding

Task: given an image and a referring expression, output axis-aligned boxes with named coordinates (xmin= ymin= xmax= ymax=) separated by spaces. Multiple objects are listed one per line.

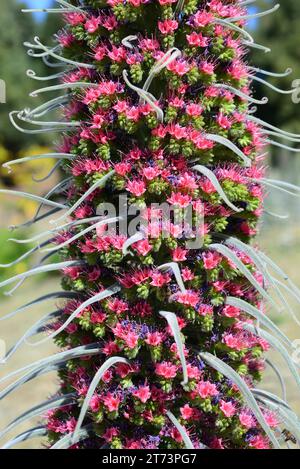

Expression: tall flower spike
xmin=1 ymin=0 xmax=300 ymax=450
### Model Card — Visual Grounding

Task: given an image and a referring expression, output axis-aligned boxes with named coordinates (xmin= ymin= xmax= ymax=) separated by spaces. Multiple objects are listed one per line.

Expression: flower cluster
xmin=45 ymin=0 xmax=274 ymax=449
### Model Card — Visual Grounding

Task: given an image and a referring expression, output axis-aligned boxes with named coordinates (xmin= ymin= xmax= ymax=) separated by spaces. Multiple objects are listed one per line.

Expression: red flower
xmin=158 ymin=19 xmax=178 ymax=35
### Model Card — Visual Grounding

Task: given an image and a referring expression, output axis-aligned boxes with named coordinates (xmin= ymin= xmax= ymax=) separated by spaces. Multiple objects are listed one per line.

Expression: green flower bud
xmin=137 ymin=284 xmax=150 ymax=299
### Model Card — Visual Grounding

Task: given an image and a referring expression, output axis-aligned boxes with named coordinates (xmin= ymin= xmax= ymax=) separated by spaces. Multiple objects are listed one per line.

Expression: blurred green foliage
xmin=0 ymin=0 xmax=62 ymax=157
xmin=0 ymin=1 xmax=63 ymax=284
xmin=0 ymin=229 xmax=32 ymax=283
xmin=1 ymin=0 xmax=300 ymax=282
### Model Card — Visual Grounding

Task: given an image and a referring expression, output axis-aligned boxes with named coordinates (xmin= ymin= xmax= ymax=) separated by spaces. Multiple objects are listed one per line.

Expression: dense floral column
xmin=4 ymin=0 xmax=300 ymax=451
xmin=42 ymin=0 xmax=275 ymax=449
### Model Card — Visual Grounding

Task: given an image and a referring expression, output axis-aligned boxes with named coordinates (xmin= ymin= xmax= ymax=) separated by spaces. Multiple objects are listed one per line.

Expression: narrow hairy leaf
xmin=166 ymin=411 xmax=194 ymax=449
xmin=0 ymin=394 xmax=76 ymax=440
xmin=1 ymin=427 xmax=47 ymax=450
xmin=243 ymin=324 xmax=300 ymax=390
xmin=199 ymin=352 xmax=281 ymax=449
xmin=159 ymin=311 xmax=188 ymax=385
xmin=72 ymin=357 xmax=129 ymax=444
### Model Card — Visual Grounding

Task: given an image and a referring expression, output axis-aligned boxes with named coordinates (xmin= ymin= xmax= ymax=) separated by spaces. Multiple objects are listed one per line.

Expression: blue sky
xmin=21 ymin=0 xmax=54 ymax=21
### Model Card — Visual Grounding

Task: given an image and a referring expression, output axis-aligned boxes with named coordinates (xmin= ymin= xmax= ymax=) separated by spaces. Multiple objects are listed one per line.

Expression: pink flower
xmin=126 ymin=440 xmax=142 ymax=449
xmin=167 ymin=60 xmax=190 ymax=76
xmin=152 ymin=124 xmax=167 ymax=138
xmin=114 ymin=162 xmax=131 ymax=176
xmin=155 ymin=361 xmax=178 ymax=379
xmin=115 ymin=362 xmax=134 ymax=378
xmin=166 ymin=224 xmax=182 ymax=239
xmin=239 ymin=411 xmax=256 ymax=429
xmin=124 ymin=332 xmax=139 ymax=349
xmin=150 ymin=272 xmax=170 ymax=287
xmin=128 ymin=0 xmax=142 ymax=5
xmin=63 ymin=266 xmax=81 ymax=280
xmin=198 ymin=304 xmax=213 ymax=316
xmin=222 ymin=305 xmax=240 ymax=318
xmin=193 ymin=10 xmax=214 ymax=27
xmin=263 ymin=411 xmax=279 ymax=428
xmin=85 ymin=16 xmax=101 ymax=33
xmin=178 ymin=172 xmax=198 ymax=190
xmin=186 ymin=103 xmax=203 ymax=117
xmin=47 ymin=418 xmax=67 ymax=433
xmin=169 ymin=97 xmax=184 ymax=108
xmin=145 ymin=332 xmax=164 ymax=347
xmin=139 ymin=38 xmax=160 ymax=51
xmin=129 ymin=147 xmax=143 ymax=160
xmin=172 ymin=290 xmax=200 ymax=308
xmin=158 ymin=0 xmax=177 ymax=4
xmin=189 ymin=130 xmax=214 ymax=150
xmin=197 ymin=381 xmax=219 ymax=399
xmin=259 ymin=338 xmax=270 ymax=352
xmin=249 ymin=434 xmax=270 ymax=450
xmin=217 ymin=112 xmax=232 ymax=129
xmin=199 ymin=179 xmax=217 ymax=194
xmin=213 ymin=280 xmax=227 ymax=292
xmin=172 ymin=247 xmax=188 ymax=261
xmin=98 ymin=80 xmax=120 ymax=95
xmin=126 ymin=180 xmax=146 ymax=197
xmin=204 ymin=86 xmax=220 ymax=98
xmin=210 ymin=437 xmax=224 ymax=449
xmin=65 ymin=12 xmax=86 ymax=26
xmin=158 ymin=19 xmax=178 ymax=35
xmin=94 ymin=45 xmax=106 ymax=61
xmin=103 ymin=427 xmax=119 ymax=442
xmin=90 ymin=394 xmax=101 ymax=412
xmin=170 ymin=427 xmax=183 ymax=443
xmin=103 ymin=393 xmax=121 ymax=412
xmin=132 ymin=385 xmax=151 ymax=403
xmin=134 ymin=239 xmax=152 ymax=256
xmin=241 ymin=221 xmax=256 ymax=236
xmin=102 ymin=369 xmax=113 ymax=383
xmin=180 ymin=404 xmax=194 ymax=420
xmin=102 ymin=340 xmax=120 ymax=356
xmin=228 ymin=62 xmax=248 ymax=80
xmin=58 ymin=33 xmax=74 ymax=48
xmin=114 ymin=100 xmax=128 ymax=113
xmin=90 ymin=310 xmax=106 ymax=324
xmin=91 ymin=112 xmax=105 ymax=129
xmin=186 ymin=364 xmax=202 ymax=380
xmin=102 ymin=14 xmax=118 ymax=30
xmin=182 ymin=267 xmax=195 ymax=281
xmin=74 ymin=205 xmax=93 ymax=219
xmin=143 ymin=166 xmax=160 ymax=180
xmin=168 ymin=123 xmax=188 ymax=139
xmin=66 ymin=417 xmax=77 ymax=433
xmin=202 ymin=251 xmax=222 ymax=269
xmin=107 ymin=298 xmax=128 ymax=315
xmin=167 ymin=192 xmax=192 ymax=208
xmin=126 ymin=106 xmax=140 ymax=121
xmin=66 ymin=323 xmax=78 ymax=334
xmin=223 ymin=333 xmax=247 ymax=351
xmin=220 ymin=400 xmax=236 ymax=418
xmin=200 ymin=61 xmax=215 ymax=75
xmin=83 ymin=88 xmax=101 ymax=105
xmin=186 ymin=32 xmax=209 ymax=47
